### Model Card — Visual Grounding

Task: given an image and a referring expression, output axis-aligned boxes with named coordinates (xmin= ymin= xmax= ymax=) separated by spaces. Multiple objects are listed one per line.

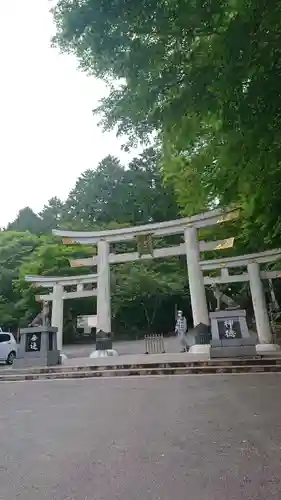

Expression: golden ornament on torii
xmin=135 ymin=233 xmax=154 ymax=257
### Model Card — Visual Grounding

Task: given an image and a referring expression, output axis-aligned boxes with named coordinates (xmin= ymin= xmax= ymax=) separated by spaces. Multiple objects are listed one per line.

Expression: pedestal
xmin=256 ymin=343 xmax=281 ymax=355
xmin=95 ymin=330 xmax=112 ymax=350
xmin=189 ymin=344 xmax=210 ymax=355
xmin=89 ymin=349 xmax=118 ymax=358
xmin=210 ymin=309 xmax=256 ymax=358
xmin=13 ymin=326 xmax=61 ymax=368
xmin=193 ymin=323 xmax=211 ymax=344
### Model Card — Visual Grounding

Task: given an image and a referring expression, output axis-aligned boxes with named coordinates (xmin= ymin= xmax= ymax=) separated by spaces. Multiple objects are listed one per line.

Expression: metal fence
xmin=144 ymin=334 xmax=165 ymax=354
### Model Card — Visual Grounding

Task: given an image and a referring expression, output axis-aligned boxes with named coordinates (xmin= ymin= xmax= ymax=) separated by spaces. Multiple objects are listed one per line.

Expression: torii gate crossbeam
xmin=25 ymin=274 xmax=98 ymax=351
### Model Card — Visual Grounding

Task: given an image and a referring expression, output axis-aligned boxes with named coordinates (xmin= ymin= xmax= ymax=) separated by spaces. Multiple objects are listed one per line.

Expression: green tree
xmin=112 ymin=260 xmax=187 ymax=336
xmin=39 ymin=197 xmax=65 ymax=233
xmin=15 ymin=237 xmax=95 ymax=332
xmin=52 ymin=0 xmax=281 ymax=249
xmin=125 ymin=147 xmax=178 ymax=223
xmin=7 ymin=207 xmax=43 ymax=235
xmin=0 ymin=148 xmax=183 ymax=338
xmin=64 ymin=155 xmax=127 ymax=227
xmin=0 ymin=231 xmax=41 ymax=329
xmin=64 ymin=148 xmax=179 ymax=226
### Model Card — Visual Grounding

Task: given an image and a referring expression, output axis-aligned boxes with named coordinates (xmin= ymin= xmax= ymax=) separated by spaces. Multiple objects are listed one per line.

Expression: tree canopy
xmin=0 ymin=149 xmax=186 ymax=339
xmin=1 ymin=144 xmax=280 ymax=340
xmin=52 ymin=0 xmax=281 ymax=249
xmin=3 ymin=0 xmax=281 ymax=338
xmin=64 ymin=148 xmax=178 ymax=227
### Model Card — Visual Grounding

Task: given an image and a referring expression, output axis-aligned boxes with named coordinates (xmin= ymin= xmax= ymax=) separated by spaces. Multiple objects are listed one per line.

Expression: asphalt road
xmin=1 ymin=374 xmax=281 ymax=500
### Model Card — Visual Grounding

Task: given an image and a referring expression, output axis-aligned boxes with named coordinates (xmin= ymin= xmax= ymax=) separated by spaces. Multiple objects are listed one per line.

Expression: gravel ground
xmin=0 ymin=373 xmax=281 ymax=499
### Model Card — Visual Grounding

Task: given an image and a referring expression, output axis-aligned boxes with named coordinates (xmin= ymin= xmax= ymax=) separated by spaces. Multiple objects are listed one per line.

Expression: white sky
xmin=0 ymin=0 xmax=134 ymax=227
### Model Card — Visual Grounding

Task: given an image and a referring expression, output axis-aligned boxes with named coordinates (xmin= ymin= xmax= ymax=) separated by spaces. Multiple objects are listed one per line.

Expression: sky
xmin=0 ymin=0 xmax=134 ymax=227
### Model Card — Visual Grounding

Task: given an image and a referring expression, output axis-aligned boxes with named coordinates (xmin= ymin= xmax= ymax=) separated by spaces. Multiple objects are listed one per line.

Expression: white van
xmin=0 ymin=329 xmax=17 ymax=365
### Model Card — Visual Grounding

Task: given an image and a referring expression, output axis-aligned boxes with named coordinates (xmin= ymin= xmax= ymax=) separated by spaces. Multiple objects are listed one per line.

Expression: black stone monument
xmin=13 ymin=326 xmax=61 ymax=368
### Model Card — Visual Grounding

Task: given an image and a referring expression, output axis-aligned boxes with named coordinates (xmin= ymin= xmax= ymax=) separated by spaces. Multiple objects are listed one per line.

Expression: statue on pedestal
xmin=29 ymin=301 xmax=50 ymax=327
xmin=210 ymin=284 xmax=239 ymax=311
xmin=42 ymin=301 xmax=50 ymax=327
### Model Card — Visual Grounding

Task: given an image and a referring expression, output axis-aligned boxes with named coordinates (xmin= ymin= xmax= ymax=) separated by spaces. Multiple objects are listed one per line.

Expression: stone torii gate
xmin=17 ymin=205 xmax=276 ymax=355
xmin=202 ymin=249 xmax=281 ymax=347
xmin=25 ymin=274 xmax=98 ymax=351
xmin=53 ymin=207 xmax=239 ymax=332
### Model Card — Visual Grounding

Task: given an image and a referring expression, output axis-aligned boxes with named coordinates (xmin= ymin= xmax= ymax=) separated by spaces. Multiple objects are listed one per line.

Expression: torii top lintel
xmin=25 ymin=273 xmax=98 ymax=288
xmin=52 ymin=207 xmax=239 ymax=244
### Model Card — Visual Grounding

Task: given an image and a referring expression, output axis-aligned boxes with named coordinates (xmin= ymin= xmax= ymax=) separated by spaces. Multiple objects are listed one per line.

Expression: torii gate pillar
xmin=51 ymin=284 xmax=64 ymax=351
xmin=248 ymin=262 xmax=273 ymax=344
xmin=97 ymin=240 xmax=111 ymax=333
xmin=184 ymin=226 xmax=209 ymax=326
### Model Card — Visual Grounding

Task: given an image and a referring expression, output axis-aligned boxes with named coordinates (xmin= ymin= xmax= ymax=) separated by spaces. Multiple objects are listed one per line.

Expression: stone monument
xmin=209 ymin=285 xmax=256 ymax=358
xmin=14 ymin=301 xmax=61 ymax=368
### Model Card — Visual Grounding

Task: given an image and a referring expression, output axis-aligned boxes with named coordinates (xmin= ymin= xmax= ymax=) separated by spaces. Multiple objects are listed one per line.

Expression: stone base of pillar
xmin=256 ymin=343 xmax=281 ymax=355
xmin=89 ymin=349 xmax=118 ymax=358
xmin=189 ymin=344 xmax=210 ymax=355
xmin=95 ymin=330 xmax=113 ymax=350
xmin=193 ymin=323 xmax=211 ymax=344
xmin=60 ymin=353 xmax=68 ymax=364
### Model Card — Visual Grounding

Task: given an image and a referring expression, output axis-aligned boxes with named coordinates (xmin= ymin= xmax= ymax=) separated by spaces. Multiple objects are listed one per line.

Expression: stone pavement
xmin=63 ymin=331 xmax=259 ymax=359
xmin=64 ymin=351 xmax=209 ymax=367
xmin=63 ymin=335 xmax=182 ymax=358
xmin=1 ymin=374 xmax=281 ymax=499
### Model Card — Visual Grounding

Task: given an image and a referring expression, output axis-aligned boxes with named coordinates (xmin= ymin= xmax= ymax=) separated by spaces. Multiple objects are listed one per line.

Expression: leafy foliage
xmin=39 ymin=197 xmax=65 ymax=233
xmin=15 ymin=238 xmax=94 ymax=332
xmin=0 ymin=232 xmax=41 ymax=328
xmin=0 ymin=149 xmax=185 ymax=339
xmin=52 ymin=0 xmax=281 ymax=249
xmin=112 ymin=260 xmax=187 ymax=335
xmin=3 ymin=0 xmax=281 ymax=337
xmin=64 ymin=148 xmax=178 ymax=227
xmin=7 ymin=208 xmax=43 ymax=235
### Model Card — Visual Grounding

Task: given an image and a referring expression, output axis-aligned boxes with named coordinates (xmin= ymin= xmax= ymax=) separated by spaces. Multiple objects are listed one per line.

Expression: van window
xmin=0 ymin=334 xmax=10 ymax=343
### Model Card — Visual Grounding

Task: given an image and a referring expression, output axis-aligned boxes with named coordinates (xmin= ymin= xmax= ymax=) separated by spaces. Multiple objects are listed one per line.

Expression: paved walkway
xmin=0 ymin=374 xmax=281 ymax=499
xmin=64 ymin=351 xmax=209 ymax=367
xmin=63 ymin=332 xmax=259 ymax=359
xmin=63 ymin=335 xmax=185 ymax=358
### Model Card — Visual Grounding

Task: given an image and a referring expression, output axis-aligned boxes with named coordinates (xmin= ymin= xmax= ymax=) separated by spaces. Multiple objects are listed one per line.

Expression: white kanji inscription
xmin=224 ymin=320 xmax=236 ymax=338
xmin=30 ymin=334 xmax=39 ymax=350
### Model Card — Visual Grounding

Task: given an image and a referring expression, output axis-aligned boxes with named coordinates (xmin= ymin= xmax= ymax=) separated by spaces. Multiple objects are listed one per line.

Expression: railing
xmin=144 ymin=334 xmax=165 ymax=354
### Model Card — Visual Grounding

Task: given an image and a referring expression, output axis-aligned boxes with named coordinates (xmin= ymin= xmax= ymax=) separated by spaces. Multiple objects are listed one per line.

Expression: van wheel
xmin=6 ymin=351 xmax=16 ymax=365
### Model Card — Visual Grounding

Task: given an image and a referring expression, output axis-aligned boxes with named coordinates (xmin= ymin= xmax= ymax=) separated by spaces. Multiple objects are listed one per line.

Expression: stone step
xmin=2 ymin=364 xmax=281 ymax=382
xmin=5 ymin=356 xmax=281 ymax=376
